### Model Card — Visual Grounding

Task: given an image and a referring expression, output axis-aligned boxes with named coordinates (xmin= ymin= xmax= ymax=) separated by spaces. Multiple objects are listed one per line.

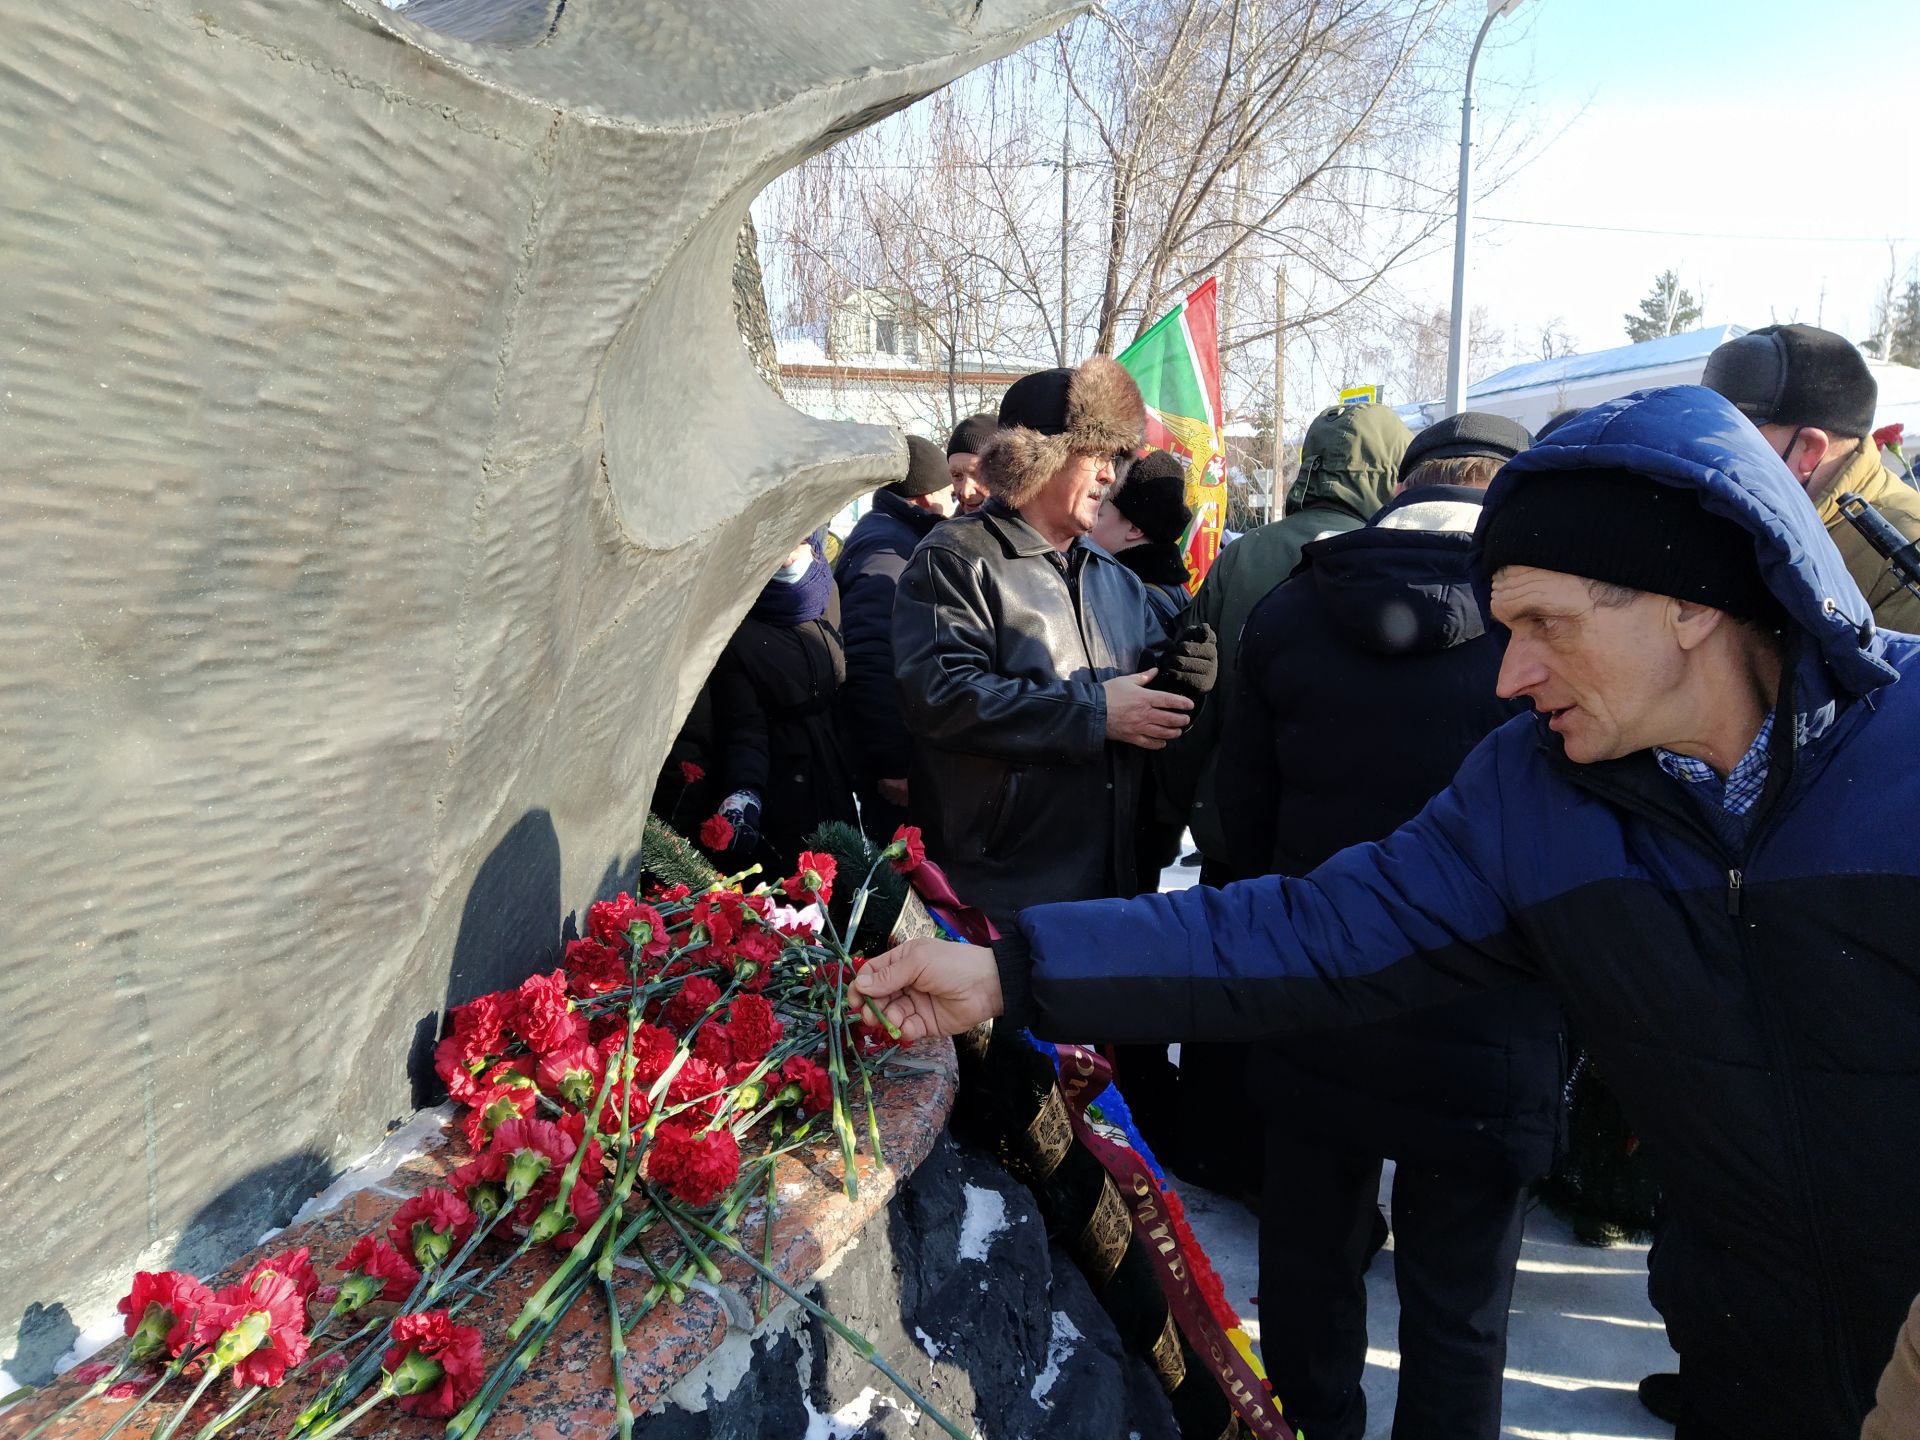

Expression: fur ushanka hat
xmin=982 ymin=356 xmax=1147 ymax=510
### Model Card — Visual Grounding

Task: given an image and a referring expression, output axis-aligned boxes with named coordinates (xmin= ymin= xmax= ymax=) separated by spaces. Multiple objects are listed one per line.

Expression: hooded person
xmin=890 ymin=356 xmax=1215 ymax=929
xmin=1089 ymin=447 xmax=1195 ymax=628
xmin=855 ymin=385 xmax=1920 ymax=1440
xmin=833 ymin=434 xmax=955 ymax=837
xmin=1215 ymin=411 xmax=1560 ymax=1440
xmin=707 ymin=530 xmax=859 ymax=870
xmin=1146 ymin=399 xmax=1408 ymax=1195
xmin=1159 ymin=400 xmax=1412 ymax=885
xmin=1704 ymin=323 xmax=1920 ymax=632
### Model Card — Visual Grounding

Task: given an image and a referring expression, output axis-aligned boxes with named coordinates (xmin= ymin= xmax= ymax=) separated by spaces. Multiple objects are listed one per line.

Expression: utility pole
xmin=1058 ymin=122 xmax=1071 ymax=367
xmin=1271 ymin=267 xmax=1286 ymax=524
xmin=1445 ymin=0 xmax=1530 ymax=415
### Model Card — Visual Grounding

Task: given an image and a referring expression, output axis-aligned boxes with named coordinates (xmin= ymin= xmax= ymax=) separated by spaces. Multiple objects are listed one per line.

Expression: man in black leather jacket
xmin=892 ymin=357 xmax=1216 ymax=928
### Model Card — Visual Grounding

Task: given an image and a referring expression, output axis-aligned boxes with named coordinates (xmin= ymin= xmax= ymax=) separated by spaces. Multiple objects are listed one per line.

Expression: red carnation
xmin=447 ymin=994 xmax=508 ymax=1054
xmin=587 ymin=893 xmax=644 ymax=946
xmin=387 ymin=1189 xmax=476 ymax=1271
xmin=447 ymin=1153 xmax=507 ymax=1219
xmin=462 ymin=1079 xmax=537 ymax=1152
xmin=507 ymin=969 xmax=582 ymax=1054
xmin=243 ymin=1246 xmax=320 ymax=1304
xmin=699 ymin=813 xmax=735 ymax=851
xmin=679 ymin=760 xmax=706 ymax=785
xmin=692 ymin=1022 xmax=734 ymax=1069
xmin=664 ymin=975 xmax=724 ymax=1034
xmin=1875 ymin=421 xmax=1905 ymax=450
xmin=716 ymin=926 xmax=779 ymax=991
xmin=647 ymin=1121 xmax=742 ymax=1207
xmin=484 ymin=1116 xmax=572 ymax=1201
xmin=885 ymin=825 xmax=926 ymax=873
xmin=725 ymin=994 xmax=783 ymax=1064
xmin=613 ymin=1022 xmax=681 ymax=1085
xmin=338 ymin=1236 xmax=419 ymax=1304
xmin=117 ymin=1270 xmax=213 ymax=1361
xmin=596 ymin=1077 xmax=654 ymax=1138
xmin=650 ymin=881 xmax=693 ymax=903
xmin=434 ymin=1035 xmax=489 ymax=1105
xmin=778 ymin=1056 xmax=832 ymax=1116
xmin=558 ymin=1110 xmax=613 ymax=1177
xmin=666 ymin=1056 xmax=728 ymax=1114
xmin=563 ymin=937 xmax=628 ymax=997
xmin=382 ymin=1310 xmax=485 ymax=1419
xmin=536 ymin=1039 xmax=607 ymax=1109
xmin=190 ymin=1272 xmax=310 ymax=1387
xmin=687 ymin=890 xmax=748 ymax=948
xmin=781 ymin=850 xmax=837 ymax=904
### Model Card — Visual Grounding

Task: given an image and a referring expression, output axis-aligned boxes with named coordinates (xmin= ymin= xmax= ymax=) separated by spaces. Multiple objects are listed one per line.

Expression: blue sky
xmin=1413 ymin=0 xmax=1920 ymax=363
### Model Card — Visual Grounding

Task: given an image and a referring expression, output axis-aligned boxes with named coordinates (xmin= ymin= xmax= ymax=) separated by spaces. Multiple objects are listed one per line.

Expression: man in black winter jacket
xmin=834 ymin=434 xmax=954 ymax=838
xmin=892 ymin=358 xmax=1216 ymax=928
xmin=1217 ymin=412 xmax=1556 ymax=1440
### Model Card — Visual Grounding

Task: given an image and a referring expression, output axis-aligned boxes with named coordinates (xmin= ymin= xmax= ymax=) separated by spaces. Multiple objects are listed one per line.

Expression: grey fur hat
xmin=982 ymin=356 xmax=1147 ymax=510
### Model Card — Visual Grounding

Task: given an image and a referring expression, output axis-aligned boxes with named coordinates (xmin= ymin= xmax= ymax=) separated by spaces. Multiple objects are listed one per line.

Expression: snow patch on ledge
xmin=1030 ymin=1310 xmax=1085 ymax=1406
xmin=956 ymin=1183 xmax=1008 ymax=1263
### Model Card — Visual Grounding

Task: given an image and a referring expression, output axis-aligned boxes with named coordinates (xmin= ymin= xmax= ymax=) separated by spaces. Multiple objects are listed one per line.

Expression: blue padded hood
xmin=1475 ymin=385 xmax=1896 ymax=699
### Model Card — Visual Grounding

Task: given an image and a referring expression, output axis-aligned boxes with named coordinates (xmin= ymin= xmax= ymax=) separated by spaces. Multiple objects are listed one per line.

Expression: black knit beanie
xmin=887 ymin=434 xmax=952 ymax=498
xmin=1110 ymin=450 xmax=1193 ymax=545
xmin=1479 ymin=468 xmax=1780 ymax=622
xmin=946 ymin=412 xmax=998 ymax=457
xmin=1702 ymin=324 xmax=1877 ymax=438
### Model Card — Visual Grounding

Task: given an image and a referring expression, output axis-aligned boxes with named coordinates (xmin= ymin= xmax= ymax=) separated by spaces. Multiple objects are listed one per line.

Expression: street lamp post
xmin=1444 ymin=0 xmax=1528 ymax=416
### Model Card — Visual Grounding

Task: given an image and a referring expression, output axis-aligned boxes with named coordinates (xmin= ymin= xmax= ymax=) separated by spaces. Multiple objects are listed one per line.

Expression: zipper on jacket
xmin=1725 ymin=868 xmax=1743 ymax=916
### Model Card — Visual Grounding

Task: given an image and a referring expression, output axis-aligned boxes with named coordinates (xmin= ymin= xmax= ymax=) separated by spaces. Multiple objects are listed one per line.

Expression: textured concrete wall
xmin=0 ymin=0 xmax=1074 ymax=1382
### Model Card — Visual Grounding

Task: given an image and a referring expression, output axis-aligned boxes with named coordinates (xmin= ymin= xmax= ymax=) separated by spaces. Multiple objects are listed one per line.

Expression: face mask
xmin=773 ymin=555 xmax=814 ymax=584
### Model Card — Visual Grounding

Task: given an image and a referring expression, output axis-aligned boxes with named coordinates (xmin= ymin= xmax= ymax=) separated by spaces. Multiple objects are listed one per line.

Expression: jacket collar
xmin=981 ymin=497 xmax=1079 ymax=559
xmin=1809 ymin=438 xmax=1899 ymax=525
xmin=871 ymin=486 xmax=946 ymax=538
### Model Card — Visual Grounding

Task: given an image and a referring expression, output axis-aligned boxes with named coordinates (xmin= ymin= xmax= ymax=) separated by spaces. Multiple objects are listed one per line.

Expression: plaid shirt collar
xmin=1654 ymin=711 xmax=1775 ymax=817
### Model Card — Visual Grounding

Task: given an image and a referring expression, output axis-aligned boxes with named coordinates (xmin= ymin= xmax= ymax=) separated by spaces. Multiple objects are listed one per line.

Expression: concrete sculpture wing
xmin=0 ymin=0 xmax=1075 ymax=1382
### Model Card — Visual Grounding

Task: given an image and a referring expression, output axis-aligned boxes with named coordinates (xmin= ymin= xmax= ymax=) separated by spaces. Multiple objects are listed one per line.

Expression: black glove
xmin=1146 ymin=624 xmax=1218 ymax=701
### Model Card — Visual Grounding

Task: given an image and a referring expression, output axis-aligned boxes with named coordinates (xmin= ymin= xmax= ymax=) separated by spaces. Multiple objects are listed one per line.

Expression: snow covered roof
xmin=1468 ymin=325 xmax=1750 ymax=400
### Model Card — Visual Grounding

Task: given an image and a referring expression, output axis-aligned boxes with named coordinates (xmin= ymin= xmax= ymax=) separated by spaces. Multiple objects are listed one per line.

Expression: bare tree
xmin=756 ymin=0 xmax=1535 ymax=428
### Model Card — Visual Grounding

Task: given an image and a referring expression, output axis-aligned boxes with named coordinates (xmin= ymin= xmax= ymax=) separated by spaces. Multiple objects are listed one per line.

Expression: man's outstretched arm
xmin=851 ymin=725 xmax=1541 ymax=1044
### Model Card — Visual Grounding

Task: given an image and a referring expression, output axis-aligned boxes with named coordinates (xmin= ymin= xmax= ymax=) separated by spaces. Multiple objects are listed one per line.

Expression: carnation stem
xmin=187 ymin=1384 xmax=258 ymax=1440
xmin=299 ymin=1378 xmax=392 ymax=1440
xmin=149 ymin=1364 xmax=218 ymax=1440
xmin=661 ymin=1203 xmax=971 ymax=1440
xmin=94 ymin=1367 xmax=174 ymax=1440
xmin=601 ymin=1264 xmax=633 ymax=1440
xmin=15 ymin=1351 xmax=132 ymax=1440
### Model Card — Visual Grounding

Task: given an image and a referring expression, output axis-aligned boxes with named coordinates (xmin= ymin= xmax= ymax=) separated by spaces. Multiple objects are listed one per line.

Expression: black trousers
xmin=1258 ymin=1136 xmax=1529 ymax=1440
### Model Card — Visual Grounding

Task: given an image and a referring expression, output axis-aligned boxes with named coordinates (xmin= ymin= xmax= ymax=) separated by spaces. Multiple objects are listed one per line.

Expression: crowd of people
xmin=667 ymin=322 xmax=1920 ymax=1440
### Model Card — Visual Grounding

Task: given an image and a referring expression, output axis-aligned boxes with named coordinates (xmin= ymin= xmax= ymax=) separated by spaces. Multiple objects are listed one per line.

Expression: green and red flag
xmin=1117 ymin=276 xmax=1228 ymax=592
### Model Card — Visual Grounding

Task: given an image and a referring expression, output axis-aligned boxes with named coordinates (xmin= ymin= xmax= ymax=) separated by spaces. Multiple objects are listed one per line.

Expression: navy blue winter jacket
xmin=1217 ymin=486 xmax=1562 ymax=1185
xmin=833 ymin=489 xmax=945 ymax=791
xmin=999 ymin=386 xmax=1920 ymax=1434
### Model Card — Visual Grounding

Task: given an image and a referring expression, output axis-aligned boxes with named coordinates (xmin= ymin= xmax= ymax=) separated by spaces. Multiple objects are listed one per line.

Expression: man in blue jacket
xmin=854 ymin=385 xmax=1920 ymax=1438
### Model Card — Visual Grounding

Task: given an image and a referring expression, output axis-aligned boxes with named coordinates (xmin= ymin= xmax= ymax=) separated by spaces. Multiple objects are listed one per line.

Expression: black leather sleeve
xmin=892 ymin=545 xmax=1108 ymax=764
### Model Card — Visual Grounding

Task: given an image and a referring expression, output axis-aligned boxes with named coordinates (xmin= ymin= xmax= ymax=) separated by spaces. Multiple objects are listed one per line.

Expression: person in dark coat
xmin=1217 ymin=412 xmax=1561 ymax=1440
xmin=856 ymin=385 xmax=1920 ymax=1440
xmin=708 ymin=534 xmax=859 ymax=871
xmin=1089 ymin=448 xmax=1194 ymax=629
xmin=891 ymin=358 xmax=1216 ymax=930
xmin=833 ymin=435 xmax=954 ymax=839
